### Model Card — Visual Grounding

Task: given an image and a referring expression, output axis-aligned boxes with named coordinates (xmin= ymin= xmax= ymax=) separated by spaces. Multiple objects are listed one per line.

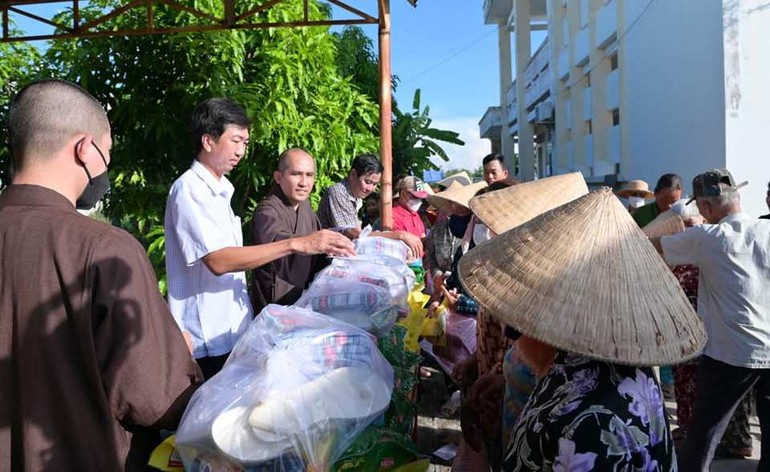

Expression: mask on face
xmin=473 ymin=222 xmax=491 ymax=245
xmin=628 ymin=196 xmax=646 ymax=209
xmin=76 ymin=141 xmax=110 ymax=210
xmin=448 ymin=214 xmax=472 ymax=238
xmin=406 ymin=197 xmax=423 ymax=212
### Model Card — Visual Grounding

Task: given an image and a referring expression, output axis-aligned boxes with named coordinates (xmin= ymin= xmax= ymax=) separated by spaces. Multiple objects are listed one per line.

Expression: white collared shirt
xmin=164 ymin=160 xmax=252 ymax=359
xmin=662 ymin=213 xmax=770 ymax=368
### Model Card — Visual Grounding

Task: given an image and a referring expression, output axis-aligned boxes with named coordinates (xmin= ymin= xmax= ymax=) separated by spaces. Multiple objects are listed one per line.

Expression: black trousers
xmin=196 ymin=352 xmax=230 ymax=380
xmin=679 ymin=356 xmax=770 ymax=471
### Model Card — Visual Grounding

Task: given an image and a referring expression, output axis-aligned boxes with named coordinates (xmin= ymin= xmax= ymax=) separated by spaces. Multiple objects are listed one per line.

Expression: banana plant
xmin=392 ymin=89 xmax=464 ymax=177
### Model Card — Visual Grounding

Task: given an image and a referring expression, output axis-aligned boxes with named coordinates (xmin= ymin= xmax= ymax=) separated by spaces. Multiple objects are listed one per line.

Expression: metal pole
xmin=378 ymin=0 xmax=393 ymax=230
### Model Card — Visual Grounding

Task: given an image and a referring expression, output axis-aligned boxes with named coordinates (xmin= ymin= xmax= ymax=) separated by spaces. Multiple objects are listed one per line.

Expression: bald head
xmin=277 ymin=148 xmax=313 ymax=172
xmin=274 ymin=148 xmax=315 ymax=207
xmin=8 ymin=79 xmax=109 ymax=171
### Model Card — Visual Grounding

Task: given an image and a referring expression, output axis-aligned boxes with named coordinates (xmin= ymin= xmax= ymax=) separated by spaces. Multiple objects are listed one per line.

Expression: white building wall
xmin=624 ymin=0 xmax=726 ymax=202
xmin=489 ymin=0 xmax=769 ymax=209
xmin=722 ymin=0 xmax=770 ymax=218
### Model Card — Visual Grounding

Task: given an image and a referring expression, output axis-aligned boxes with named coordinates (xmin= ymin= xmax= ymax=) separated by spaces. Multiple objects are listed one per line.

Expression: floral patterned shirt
xmin=503 ymin=352 xmax=676 ymax=471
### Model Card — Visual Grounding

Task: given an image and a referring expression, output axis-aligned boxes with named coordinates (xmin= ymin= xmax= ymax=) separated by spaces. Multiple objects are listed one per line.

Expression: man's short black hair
xmin=191 ymin=98 xmax=251 ymax=153
xmin=350 ymin=153 xmax=383 ymax=176
xmin=8 ymin=79 xmax=109 ymax=171
xmin=654 ymin=173 xmax=683 ymax=193
xmin=482 ymin=153 xmax=505 ymax=166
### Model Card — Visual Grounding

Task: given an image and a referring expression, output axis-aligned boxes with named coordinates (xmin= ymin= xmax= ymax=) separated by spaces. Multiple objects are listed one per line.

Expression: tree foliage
xmin=0 ymin=37 xmax=42 ymax=189
xmin=333 ymin=26 xmax=387 ymax=108
xmin=332 ymin=26 xmax=403 ymax=113
xmin=0 ymin=12 xmax=466 ymax=289
xmin=38 ymin=0 xmax=378 ymax=277
xmin=392 ymin=89 xmax=464 ymax=177
xmin=333 ymin=27 xmax=464 ymax=178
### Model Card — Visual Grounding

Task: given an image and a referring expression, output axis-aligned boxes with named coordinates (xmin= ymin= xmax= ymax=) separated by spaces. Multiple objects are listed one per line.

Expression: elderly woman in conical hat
xmin=460 ymin=186 xmax=706 ymax=471
xmin=454 ymin=174 xmax=586 ymax=468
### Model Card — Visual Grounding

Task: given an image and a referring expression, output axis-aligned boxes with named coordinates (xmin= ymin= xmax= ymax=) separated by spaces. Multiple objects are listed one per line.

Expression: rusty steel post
xmin=377 ymin=0 xmax=393 ymax=230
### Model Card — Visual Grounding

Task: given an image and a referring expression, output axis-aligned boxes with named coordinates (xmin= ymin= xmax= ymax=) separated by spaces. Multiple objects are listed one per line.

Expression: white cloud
xmin=429 ymin=116 xmax=491 ymax=172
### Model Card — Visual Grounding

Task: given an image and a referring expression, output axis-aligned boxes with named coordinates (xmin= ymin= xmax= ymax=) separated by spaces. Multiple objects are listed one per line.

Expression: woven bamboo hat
xmin=459 ymin=188 xmax=706 ymax=366
xmin=426 ymin=180 xmax=488 ymax=215
xmin=642 ymin=210 xmax=686 ymax=238
xmin=437 ymin=171 xmax=472 ymax=188
xmin=468 ymin=172 xmax=589 ymax=235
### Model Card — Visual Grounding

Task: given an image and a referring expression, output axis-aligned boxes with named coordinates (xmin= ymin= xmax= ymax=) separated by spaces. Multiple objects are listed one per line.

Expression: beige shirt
xmin=662 ymin=213 xmax=770 ymax=368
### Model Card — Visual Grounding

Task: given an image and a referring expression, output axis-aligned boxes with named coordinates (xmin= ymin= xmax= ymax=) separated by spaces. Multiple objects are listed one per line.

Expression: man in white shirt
xmin=652 ymin=169 xmax=770 ymax=470
xmin=165 ymin=98 xmax=354 ymax=379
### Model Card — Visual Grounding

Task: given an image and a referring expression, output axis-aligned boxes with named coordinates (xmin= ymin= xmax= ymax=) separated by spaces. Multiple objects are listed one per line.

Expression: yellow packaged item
xmin=399 ymin=287 xmax=431 ymax=352
xmin=148 ymin=435 xmax=184 ymax=471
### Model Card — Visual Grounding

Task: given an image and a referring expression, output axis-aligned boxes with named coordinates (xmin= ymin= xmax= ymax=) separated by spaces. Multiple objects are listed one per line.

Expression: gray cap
xmin=687 ymin=169 xmax=747 ymax=204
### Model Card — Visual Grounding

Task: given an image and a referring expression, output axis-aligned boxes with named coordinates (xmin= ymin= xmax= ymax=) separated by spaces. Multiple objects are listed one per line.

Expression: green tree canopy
xmin=37 ymin=0 xmax=379 ymax=278
xmin=333 ymin=26 xmax=464 ymax=178
xmin=0 ymin=9 xmax=466 ymax=289
xmin=0 ymin=38 xmax=42 ymax=189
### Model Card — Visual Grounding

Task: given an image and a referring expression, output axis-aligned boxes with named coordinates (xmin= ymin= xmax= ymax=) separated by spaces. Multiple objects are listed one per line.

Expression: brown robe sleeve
xmin=250 ymin=195 xmax=324 ymax=311
xmin=91 ymin=230 xmax=202 ymax=430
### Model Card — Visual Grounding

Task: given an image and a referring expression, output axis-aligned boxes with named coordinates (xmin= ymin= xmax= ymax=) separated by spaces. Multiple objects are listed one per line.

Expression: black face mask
xmin=76 ymin=140 xmax=110 ymax=210
xmin=448 ymin=214 xmax=472 ymax=238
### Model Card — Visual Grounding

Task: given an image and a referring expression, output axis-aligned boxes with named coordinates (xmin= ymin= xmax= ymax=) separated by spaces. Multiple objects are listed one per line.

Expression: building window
xmin=584 ymin=74 xmax=591 ymax=87
xmin=610 ymin=53 xmax=619 ymax=71
xmin=584 ymin=120 xmax=592 ymax=135
xmin=611 ymin=108 xmax=620 ymax=126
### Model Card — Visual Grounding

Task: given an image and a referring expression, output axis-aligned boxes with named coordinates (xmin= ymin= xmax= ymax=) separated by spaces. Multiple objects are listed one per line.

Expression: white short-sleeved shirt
xmin=165 ymin=160 xmax=252 ymax=359
xmin=661 ymin=213 xmax=770 ymax=368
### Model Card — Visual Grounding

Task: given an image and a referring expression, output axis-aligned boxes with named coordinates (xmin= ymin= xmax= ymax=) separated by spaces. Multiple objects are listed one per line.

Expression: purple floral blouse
xmin=503 ymin=352 xmax=676 ymax=471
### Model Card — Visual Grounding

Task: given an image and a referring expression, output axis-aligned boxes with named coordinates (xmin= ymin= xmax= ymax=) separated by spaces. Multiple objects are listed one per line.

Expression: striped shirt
xmin=318 ymin=179 xmax=362 ymax=229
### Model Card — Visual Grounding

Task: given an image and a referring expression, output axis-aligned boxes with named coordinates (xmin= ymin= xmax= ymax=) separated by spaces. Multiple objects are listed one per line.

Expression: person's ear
xmin=201 ymin=134 xmax=216 ymax=153
xmin=273 ymin=170 xmax=282 ymax=185
xmin=74 ymin=135 xmax=94 ymax=166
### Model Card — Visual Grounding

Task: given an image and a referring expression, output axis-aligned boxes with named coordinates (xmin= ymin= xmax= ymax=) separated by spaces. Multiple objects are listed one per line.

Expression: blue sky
xmin=376 ymin=0 xmax=500 ymax=171
xmin=354 ymin=0 xmax=543 ymax=172
xmin=11 ymin=0 xmax=515 ymax=171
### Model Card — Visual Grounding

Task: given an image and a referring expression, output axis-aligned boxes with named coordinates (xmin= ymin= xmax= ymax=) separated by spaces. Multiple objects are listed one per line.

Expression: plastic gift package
xmin=295 ymin=279 xmax=398 ymax=336
xmin=359 ymin=254 xmax=417 ymax=291
xmin=314 ymin=256 xmax=414 ymax=309
xmin=175 ymin=305 xmax=395 ymax=472
xmin=354 ymin=232 xmax=410 ymax=261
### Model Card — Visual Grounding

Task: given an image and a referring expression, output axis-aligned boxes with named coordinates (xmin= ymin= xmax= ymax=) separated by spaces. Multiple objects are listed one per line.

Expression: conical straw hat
xmin=426 ymin=180 xmax=488 ymax=215
xmin=459 ymin=188 xmax=706 ymax=366
xmin=437 ymin=171 xmax=472 ymax=188
xmin=642 ymin=210 xmax=686 ymax=238
xmin=469 ymin=172 xmax=589 ymax=235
